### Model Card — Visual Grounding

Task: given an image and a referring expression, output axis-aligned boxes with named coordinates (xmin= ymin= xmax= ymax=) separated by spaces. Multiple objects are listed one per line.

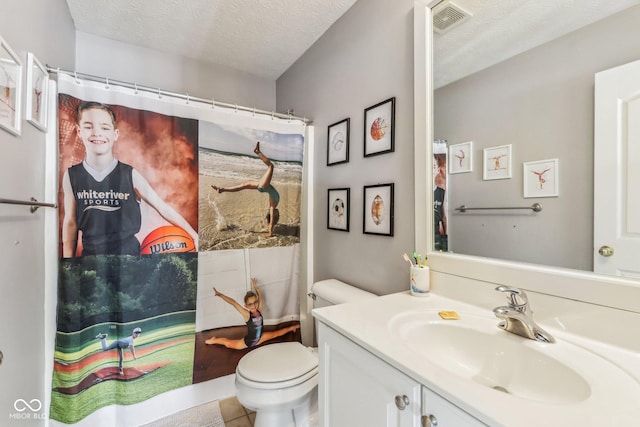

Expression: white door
xmin=594 ymin=59 xmax=640 ymax=278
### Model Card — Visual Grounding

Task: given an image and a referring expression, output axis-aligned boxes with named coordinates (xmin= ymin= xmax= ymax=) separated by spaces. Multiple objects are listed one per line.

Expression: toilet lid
xmin=237 ymin=342 xmax=318 ymax=383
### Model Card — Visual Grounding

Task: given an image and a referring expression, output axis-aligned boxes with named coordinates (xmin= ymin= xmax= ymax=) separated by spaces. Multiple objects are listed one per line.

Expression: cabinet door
xmin=422 ymin=387 xmax=488 ymax=427
xmin=318 ymin=324 xmax=421 ymax=427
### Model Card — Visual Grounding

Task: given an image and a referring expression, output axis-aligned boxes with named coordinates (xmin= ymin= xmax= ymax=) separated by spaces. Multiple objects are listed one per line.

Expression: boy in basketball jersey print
xmin=205 ymin=277 xmax=299 ymax=349
xmin=61 ymin=101 xmax=198 ymax=257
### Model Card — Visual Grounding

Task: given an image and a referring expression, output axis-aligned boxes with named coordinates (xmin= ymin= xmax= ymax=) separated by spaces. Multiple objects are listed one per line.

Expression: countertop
xmin=312 ymin=291 xmax=640 ymax=426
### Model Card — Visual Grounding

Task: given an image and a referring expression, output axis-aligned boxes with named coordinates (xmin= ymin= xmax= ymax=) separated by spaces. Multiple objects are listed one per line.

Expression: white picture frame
xmin=449 ymin=141 xmax=473 ymax=174
xmin=483 ymin=144 xmax=512 ymax=180
xmin=25 ymin=52 xmax=49 ymax=132
xmin=0 ymin=36 xmax=23 ymax=136
xmin=523 ymin=158 xmax=559 ymax=198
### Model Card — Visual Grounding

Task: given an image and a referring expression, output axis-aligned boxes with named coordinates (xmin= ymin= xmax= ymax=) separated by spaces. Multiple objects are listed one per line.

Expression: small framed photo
xmin=327 ymin=188 xmax=350 ymax=231
xmin=364 ymin=97 xmax=395 ymax=157
xmin=449 ymin=141 xmax=473 ymax=174
xmin=483 ymin=144 xmax=512 ymax=180
xmin=25 ymin=52 xmax=48 ymax=132
xmin=523 ymin=158 xmax=559 ymax=198
xmin=363 ymin=183 xmax=394 ymax=236
xmin=0 ymin=36 xmax=23 ymax=136
xmin=327 ymin=118 xmax=349 ymax=166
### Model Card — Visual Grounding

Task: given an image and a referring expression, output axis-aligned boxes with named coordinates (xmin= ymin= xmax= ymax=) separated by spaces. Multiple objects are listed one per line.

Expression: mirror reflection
xmin=432 ymin=0 xmax=640 ymax=277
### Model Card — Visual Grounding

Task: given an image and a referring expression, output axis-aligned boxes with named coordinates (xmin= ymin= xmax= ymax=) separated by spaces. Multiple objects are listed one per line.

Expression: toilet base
xmin=253 ymin=387 xmax=318 ymax=427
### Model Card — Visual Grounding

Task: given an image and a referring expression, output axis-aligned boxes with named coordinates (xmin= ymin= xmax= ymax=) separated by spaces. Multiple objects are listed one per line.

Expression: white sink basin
xmin=389 ymin=310 xmax=633 ymax=405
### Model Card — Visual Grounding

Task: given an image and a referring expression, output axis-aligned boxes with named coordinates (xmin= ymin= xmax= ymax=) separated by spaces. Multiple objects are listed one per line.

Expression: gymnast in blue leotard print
xmin=211 ymin=141 xmax=280 ymax=237
xmin=204 ymin=278 xmax=299 ymax=349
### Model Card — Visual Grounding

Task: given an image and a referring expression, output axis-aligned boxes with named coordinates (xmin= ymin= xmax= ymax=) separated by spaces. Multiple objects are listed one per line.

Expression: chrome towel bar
xmin=455 ymin=203 xmax=542 ymax=213
xmin=0 ymin=197 xmax=58 ymax=213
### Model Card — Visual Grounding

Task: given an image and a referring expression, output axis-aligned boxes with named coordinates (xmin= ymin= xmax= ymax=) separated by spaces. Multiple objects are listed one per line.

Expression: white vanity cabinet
xmin=422 ymin=387 xmax=488 ymax=427
xmin=317 ymin=322 xmax=487 ymax=427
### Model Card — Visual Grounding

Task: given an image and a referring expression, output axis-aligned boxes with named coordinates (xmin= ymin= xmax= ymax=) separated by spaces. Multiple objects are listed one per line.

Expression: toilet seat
xmin=236 ymin=342 xmax=318 ymax=390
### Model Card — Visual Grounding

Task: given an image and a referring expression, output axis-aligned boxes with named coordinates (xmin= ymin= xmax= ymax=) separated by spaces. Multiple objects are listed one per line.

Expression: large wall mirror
xmin=430 ymin=0 xmax=640 ymax=280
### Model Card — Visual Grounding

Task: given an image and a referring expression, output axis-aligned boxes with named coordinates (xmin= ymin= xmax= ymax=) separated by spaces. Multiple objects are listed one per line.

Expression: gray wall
xmin=75 ymin=32 xmax=276 ymax=112
xmin=434 ymin=5 xmax=640 ymax=272
xmin=0 ymin=0 xmax=75 ymax=424
xmin=277 ymin=0 xmax=417 ymax=295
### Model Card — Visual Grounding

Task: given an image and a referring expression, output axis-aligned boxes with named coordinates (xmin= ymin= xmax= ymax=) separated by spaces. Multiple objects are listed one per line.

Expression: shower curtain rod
xmin=46 ymin=66 xmax=312 ymax=124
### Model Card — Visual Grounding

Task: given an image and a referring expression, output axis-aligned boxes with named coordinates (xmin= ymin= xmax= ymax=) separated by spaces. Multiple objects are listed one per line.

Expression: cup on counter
xmin=410 ymin=265 xmax=430 ymax=296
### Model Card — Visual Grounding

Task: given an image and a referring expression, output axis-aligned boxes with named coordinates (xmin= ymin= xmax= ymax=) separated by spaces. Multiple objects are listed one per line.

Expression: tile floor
xmin=219 ymin=396 xmax=255 ymax=427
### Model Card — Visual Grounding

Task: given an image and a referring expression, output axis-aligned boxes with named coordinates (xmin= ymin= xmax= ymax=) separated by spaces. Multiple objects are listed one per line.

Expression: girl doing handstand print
xmin=212 ymin=141 xmax=280 ymax=237
xmin=205 ymin=278 xmax=299 ymax=349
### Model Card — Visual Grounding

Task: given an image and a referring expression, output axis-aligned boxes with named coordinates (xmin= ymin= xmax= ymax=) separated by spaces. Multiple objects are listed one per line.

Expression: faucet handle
xmin=495 ymin=286 xmax=529 ymax=309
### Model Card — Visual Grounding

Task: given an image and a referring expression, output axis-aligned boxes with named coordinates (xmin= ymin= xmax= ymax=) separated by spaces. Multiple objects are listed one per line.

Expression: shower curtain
xmin=50 ymin=74 xmax=306 ymax=426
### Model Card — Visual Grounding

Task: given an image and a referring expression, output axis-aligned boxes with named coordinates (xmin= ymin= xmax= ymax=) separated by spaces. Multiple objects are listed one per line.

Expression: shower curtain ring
xmin=252 ymin=107 xmax=255 ymax=116
xmin=271 ymin=111 xmax=274 ymax=120
xmin=105 ymin=77 xmax=110 ymax=90
xmin=211 ymin=98 xmax=215 ymax=109
xmin=74 ymin=71 xmax=80 ymax=84
xmin=186 ymin=94 xmax=190 ymax=104
xmin=158 ymin=88 xmax=162 ymax=99
xmin=134 ymin=83 xmax=138 ymax=94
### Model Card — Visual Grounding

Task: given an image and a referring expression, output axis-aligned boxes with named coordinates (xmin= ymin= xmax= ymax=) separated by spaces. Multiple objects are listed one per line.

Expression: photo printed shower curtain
xmin=50 ymin=74 xmax=306 ymax=426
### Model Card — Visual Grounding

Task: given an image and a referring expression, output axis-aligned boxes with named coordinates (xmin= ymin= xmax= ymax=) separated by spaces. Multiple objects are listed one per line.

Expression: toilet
xmin=234 ymin=279 xmax=377 ymax=427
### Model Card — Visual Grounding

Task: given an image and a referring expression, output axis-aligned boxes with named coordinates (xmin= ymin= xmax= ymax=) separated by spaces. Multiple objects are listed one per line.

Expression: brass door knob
xmin=598 ymin=246 xmax=614 ymax=257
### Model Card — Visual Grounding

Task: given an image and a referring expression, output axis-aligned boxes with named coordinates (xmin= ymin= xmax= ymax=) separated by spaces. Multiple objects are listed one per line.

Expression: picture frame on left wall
xmin=0 ymin=36 xmax=23 ymax=136
xmin=25 ymin=52 xmax=48 ymax=132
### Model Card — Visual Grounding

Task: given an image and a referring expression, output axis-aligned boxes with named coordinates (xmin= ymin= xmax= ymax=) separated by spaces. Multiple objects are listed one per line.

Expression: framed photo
xmin=327 ymin=118 xmax=349 ymax=166
xmin=364 ymin=97 xmax=395 ymax=157
xmin=483 ymin=144 xmax=512 ymax=180
xmin=363 ymin=183 xmax=394 ymax=236
xmin=449 ymin=141 xmax=473 ymax=174
xmin=0 ymin=36 xmax=23 ymax=136
xmin=523 ymin=158 xmax=559 ymax=198
xmin=25 ymin=52 xmax=48 ymax=132
xmin=327 ymin=188 xmax=350 ymax=231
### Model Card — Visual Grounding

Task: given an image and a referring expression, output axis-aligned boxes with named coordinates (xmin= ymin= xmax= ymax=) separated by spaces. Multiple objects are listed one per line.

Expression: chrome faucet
xmin=493 ymin=286 xmax=555 ymax=343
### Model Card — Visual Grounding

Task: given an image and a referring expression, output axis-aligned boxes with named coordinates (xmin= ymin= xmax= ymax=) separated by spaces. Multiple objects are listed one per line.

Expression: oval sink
xmin=389 ymin=311 xmax=603 ymax=404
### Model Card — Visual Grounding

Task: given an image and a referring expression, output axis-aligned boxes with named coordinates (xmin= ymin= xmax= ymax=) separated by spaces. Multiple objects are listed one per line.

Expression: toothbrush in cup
xmin=403 ymin=253 xmax=415 ymax=267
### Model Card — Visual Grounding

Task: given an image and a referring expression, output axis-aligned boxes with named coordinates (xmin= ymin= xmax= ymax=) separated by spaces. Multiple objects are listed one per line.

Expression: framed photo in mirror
xmin=449 ymin=141 xmax=473 ymax=174
xmin=364 ymin=97 xmax=395 ymax=157
xmin=327 ymin=188 xmax=350 ymax=231
xmin=483 ymin=144 xmax=512 ymax=180
xmin=327 ymin=118 xmax=349 ymax=166
xmin=0 ymin=36 xmax=23 ymax=136
xmin=363 ymin=183 xmax=394 ymax=236
xmin=523 ymin=158 xmax=559 ymax=198
xmin=25 ymin=52 xmax=49 ymax=132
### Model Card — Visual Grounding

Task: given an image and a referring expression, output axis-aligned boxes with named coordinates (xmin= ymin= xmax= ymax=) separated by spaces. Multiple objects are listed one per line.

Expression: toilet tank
xmin=311 ymin=279 xmax=377 ymax=309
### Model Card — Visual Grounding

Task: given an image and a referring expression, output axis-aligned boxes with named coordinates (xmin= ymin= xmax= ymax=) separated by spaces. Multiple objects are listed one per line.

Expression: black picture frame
xmin=327 ymin=118 xmax=350 ymax=166
xmin=363 ymin=183 xmax=394 ymax=236
xmin=327 ymin=188 xmax=350 ymax=231
xmin=364 ymin=97 xmax=395 ymax=157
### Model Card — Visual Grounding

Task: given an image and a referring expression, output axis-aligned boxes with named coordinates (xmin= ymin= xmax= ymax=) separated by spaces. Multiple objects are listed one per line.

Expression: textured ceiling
xmin=64 ymin=0 xmax=640 ymax=83
xmin=64 ymin=0 xmax=358 ymax=80
xmin=434 ymin=0 xmax=640 ymax=88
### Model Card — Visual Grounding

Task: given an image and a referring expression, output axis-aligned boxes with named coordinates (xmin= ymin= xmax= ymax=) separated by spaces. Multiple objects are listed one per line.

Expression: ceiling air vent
xmin=433 ymin=1 xmax=471 ymax=34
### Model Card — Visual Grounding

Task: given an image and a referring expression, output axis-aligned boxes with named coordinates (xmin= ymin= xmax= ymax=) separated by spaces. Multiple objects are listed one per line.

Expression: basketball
xmin=140 ymin=226 xmax=196 ymax=255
